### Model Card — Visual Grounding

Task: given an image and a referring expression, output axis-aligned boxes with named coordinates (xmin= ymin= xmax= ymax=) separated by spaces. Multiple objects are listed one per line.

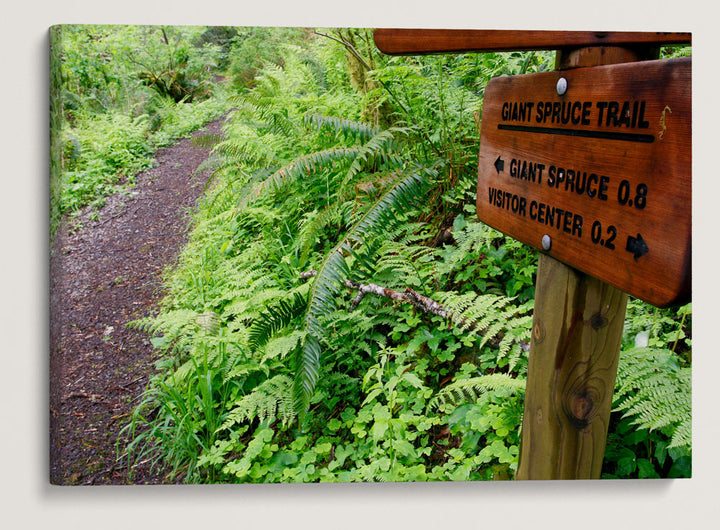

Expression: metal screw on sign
xmin=542 ymin=234 xmax=552 ymax=251
xmin=556 ymin=77 xmax=568 ymax=95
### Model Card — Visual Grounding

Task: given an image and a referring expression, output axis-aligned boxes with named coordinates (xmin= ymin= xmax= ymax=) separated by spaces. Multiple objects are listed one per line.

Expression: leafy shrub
xmin=60 ymin=112 xmax=153 ymax=213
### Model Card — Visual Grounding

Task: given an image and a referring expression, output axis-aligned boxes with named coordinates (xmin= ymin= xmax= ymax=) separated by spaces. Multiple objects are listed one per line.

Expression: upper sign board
xmin=374 ymin=29 xmax=691 ymax=55
xmin=477 ymin=57 xmax=691 ymax=307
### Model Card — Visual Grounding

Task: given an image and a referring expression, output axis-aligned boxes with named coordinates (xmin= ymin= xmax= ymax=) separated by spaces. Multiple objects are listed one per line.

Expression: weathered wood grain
xmin=515 ymin=254 xmax=628 ymax=479
xmin=373 ymin=29 xmax=690 ymax=55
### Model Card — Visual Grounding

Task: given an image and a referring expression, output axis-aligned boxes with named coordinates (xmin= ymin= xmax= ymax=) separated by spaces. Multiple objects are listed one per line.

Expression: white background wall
xmin=1 ymin=1 xmax=715 ymax=528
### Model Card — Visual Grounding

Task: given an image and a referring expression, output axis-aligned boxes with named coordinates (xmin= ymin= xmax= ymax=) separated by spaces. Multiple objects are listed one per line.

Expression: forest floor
xmin=49 ymin=115 xmax=227 ymax=485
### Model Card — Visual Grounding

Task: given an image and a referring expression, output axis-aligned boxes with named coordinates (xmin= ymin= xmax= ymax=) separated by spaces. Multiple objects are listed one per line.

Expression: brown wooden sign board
xmin=476 ymin=57 xmax=691 ymax=307
xmin=374 ymin=29 xmax=691 ymax=55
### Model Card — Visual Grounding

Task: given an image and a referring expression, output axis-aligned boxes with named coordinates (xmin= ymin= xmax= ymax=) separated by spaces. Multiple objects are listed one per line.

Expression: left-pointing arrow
xmin=494 ymin=155 xmax=505 ymax=174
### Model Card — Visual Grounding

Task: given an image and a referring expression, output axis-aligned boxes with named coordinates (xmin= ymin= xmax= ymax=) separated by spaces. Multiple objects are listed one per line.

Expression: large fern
xmin=294 ymin=165 xmax=435 ymax=418
xmin=220 ymin=374 xmax=296 ymax=430
xmin=304 ymin=114 xmax=379 ymax=143
xmin=236 ymin=147 xmax=361 ymax=209
xmin=228 ymin=92 xmax=300 ymax=139
xmin=338 ymin=127 xmax=408 ymax=194
xmin=613 ymin=347 xmax=691 ymax=449
xmin=213 ymin=126 xmax=288 ymax=168
xmin=235 ymin=125 xmax=409 ymax=210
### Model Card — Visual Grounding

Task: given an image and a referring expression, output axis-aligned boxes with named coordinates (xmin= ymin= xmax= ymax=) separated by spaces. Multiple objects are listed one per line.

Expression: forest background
xmin=3 ymin=2 xmax=712 ymax=520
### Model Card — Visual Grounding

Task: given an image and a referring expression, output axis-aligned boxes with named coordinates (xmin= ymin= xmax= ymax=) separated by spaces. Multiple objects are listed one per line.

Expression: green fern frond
xmin=428 ymin=373 xmax=526 ymax=411
xmin=436 ymin=291 xmax=528 ymax=339
xmin=435 ymin=220 xmax=504 ymax=278
xmin=304 ymin=114 xmax=379 ymax=142
xmin=262 ymin=330 xmax=306 ymax=362
xmin=415 ymin=291 xmax=533 ymax=374
xmin=224 ymin=359 xmax=270 ymax=383
xmin=209 ymin=262 xmax=277 ymax=321
xmin=350 ymin=171 xmax=405 ymax=200
xmin=221 ymin=374 xmax=296 ymax=430
xmin=214 ymin=133 xmax=285 ymax=167
xmin=345 ymin=166 xmax=435 ymax=246
xmin=434 ymin=291 xmax=476 ymax=315
xmin=497 ymin=314 xmax=533 ymax=372
xmin=195 ymin=310 xmax=221 ymax=334
xmin=237 ymin=147 xmax=361 ymax=209
xmin=670 ymin=419 xmax=692 ymax=449
xmin=292 ymin=332 xmax=323 ymax=420
xmin=262 ymin=108 xmax=297 ymax=138
xmin=293 ymin=206 xmax=345 ymax=264
xmin=223 ymin=286 xmax=289 ymax=325
xmin=228 ymin=93 xmax=299 ymax=138
xmin=194 ymin=152 xmax=225 ymax=178
xmin=338 ymin=128 xmax=408 ymax=195
xmin=375 ymin=233 xmax=436 ymax=288
xmin=227 ymin=94 xmax=278 ymax=120
xmin=129 ymin=309 xmax=210 ymax=354
xmin=613 ymin=347 xmax=691 ymax=449
xmin=248 ymin=291 xmax=309 ymax=353
xmin=202 ymin=174 xmax=245 ymax=213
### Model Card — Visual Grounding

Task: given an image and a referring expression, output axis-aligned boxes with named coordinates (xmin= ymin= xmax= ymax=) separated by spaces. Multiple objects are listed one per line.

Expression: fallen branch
xmin=99 ymin=204 xmax=140 ymax=226
xmin=119 ymin=376 xmax=145 ymax=390
xmin=65 ymin=391 xmax=103 ymax=401
xmin=300 ymin=270 xmax=530 ymax=352
xmin=302 ymin=270 xmax=473 ymax=332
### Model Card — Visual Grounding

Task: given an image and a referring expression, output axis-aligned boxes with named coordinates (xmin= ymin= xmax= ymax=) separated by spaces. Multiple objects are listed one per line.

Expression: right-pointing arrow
xmin=494 ymin=155 xmax=504 ymax=174
xmin=626 ymin=233 xmax=649 ymax=260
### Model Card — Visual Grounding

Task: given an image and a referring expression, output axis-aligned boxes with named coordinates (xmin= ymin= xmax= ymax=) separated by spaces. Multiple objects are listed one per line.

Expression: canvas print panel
xmin=49 ymin=24 xmax=692 ymax=485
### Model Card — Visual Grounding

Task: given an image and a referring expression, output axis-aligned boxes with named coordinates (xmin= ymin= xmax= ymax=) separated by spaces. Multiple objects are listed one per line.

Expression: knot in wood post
xmin=562 ymin=378 xmax=606 ymax=430
xmin=516 ymin=253 xmax=627 ymax=480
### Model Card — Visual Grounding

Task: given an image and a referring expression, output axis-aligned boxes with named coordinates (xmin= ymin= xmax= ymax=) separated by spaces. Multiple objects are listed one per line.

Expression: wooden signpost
xmin=374 ymin=29 xmax=691 ymax=479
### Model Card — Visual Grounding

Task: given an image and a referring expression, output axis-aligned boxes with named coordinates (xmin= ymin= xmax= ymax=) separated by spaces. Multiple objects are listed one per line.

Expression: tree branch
xmin=314 ymin=30 xmax=372 ymax=71
xmin=302 ymin=270 xmax=464 ymax=325
xmin=299 ymin=270 xmax=529 ymax=351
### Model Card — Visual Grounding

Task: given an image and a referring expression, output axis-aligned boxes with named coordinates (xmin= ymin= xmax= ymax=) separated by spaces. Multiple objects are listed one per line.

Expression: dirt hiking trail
xmin=50 ymin=116 xmax=226 ymax=485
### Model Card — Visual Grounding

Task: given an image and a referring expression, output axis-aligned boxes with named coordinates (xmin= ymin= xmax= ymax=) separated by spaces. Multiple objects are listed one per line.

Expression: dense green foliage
xmin=53 ymin=26 xmax=691 ymax=483
xmin=49 ymin=25 xmax=232 ymax=239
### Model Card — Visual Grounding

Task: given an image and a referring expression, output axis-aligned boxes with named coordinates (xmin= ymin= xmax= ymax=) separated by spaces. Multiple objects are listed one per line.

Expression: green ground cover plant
xmin=55 ymin=26 xmax=691 ymax=483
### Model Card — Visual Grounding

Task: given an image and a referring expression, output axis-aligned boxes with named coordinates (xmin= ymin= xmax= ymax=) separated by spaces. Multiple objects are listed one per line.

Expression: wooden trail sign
xmin=477 ymin=57 xmax=691 ymax=307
